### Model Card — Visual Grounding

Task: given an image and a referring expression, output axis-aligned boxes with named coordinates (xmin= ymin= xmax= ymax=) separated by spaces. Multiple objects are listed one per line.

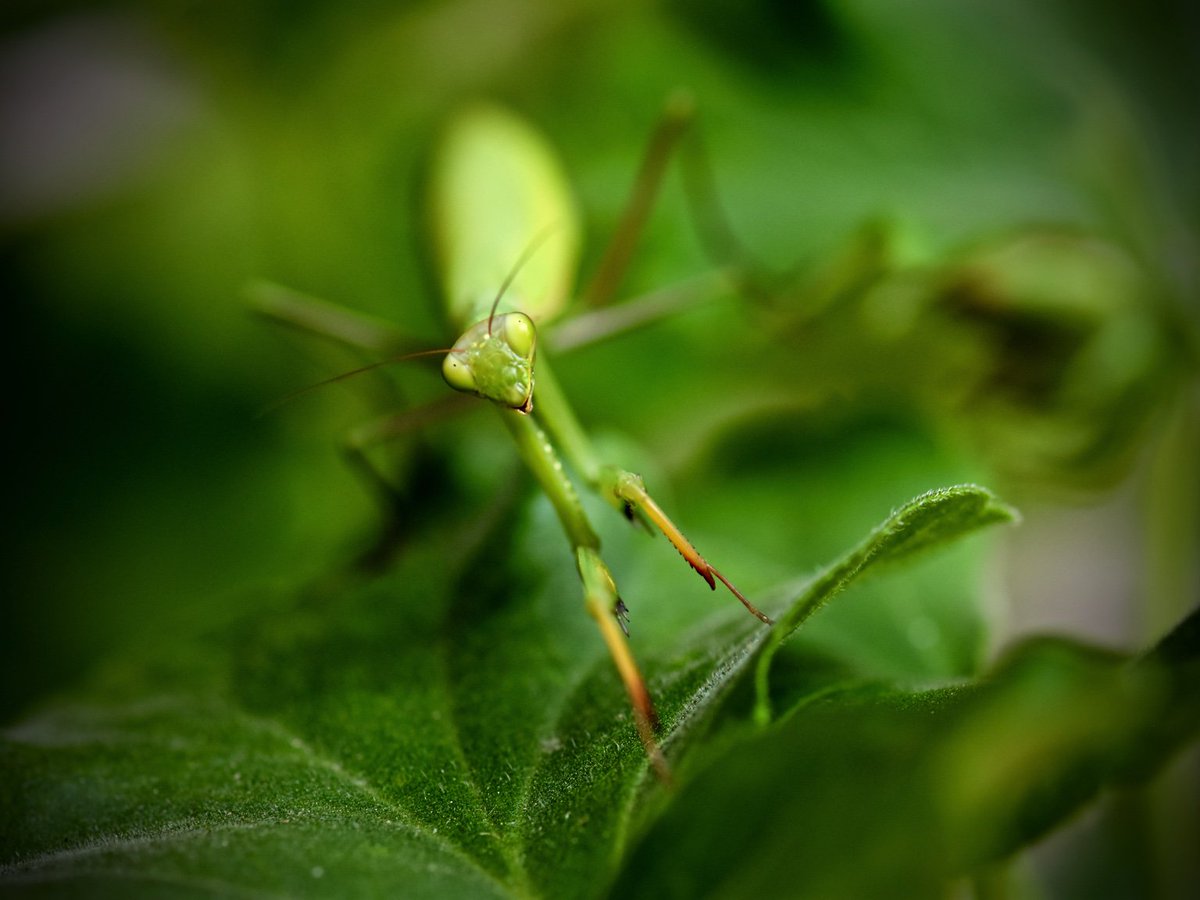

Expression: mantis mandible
xmin=258 ymin=98 xmax=773 ymax=778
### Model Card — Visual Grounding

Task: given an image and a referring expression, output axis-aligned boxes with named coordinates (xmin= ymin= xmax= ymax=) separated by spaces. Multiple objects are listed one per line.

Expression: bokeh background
xmin=3 ymin=0 xmax=1197 ymax=895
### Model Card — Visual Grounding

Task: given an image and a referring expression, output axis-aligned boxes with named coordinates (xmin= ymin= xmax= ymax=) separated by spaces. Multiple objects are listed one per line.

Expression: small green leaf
xmin=752 ymin=484 xmax=1017 ymax=723
xmin=613 ymin=609 xmax=1200 ymax=899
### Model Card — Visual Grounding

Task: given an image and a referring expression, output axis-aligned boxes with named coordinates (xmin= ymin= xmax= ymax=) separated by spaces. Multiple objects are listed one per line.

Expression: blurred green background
xmin=2 ymin=0 xmax=1197 ymax=894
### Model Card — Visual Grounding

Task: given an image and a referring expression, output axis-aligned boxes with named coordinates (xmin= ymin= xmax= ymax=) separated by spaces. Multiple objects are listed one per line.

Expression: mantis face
xmin=442 ymin=311 xmax=537 ymax=413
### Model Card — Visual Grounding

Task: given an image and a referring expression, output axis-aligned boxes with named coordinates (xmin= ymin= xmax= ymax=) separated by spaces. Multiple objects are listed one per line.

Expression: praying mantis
xmin=255 ymin=97 xmax=773 ymax=778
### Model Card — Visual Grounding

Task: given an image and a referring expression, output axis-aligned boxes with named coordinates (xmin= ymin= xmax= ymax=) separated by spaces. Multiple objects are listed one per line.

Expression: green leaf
xmin=752 ymin=484 xmax=1018 ymax=724
xmin=0 ymin=483 xmax=1013 ymax=898
xmin=3 ymin=484 xmax=1195 ymax=899
xmin=612 ymin=608 xmax=1200 ymax=899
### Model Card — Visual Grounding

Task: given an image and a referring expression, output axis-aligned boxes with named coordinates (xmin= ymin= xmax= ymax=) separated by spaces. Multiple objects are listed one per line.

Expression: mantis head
xmin=442 ymin=312 xmax=537 ymax=413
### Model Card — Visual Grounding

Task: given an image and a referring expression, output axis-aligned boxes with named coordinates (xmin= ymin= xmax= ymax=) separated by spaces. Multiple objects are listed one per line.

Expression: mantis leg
xmin=251 ymin=279 xmax=480 ymax=567
xmin=675 ymin=123 xmax=777 ymax=301
xmin=577 ymin=91 xmax=778 ymax=313
xmin=549 ymin=267 xmax=736 ymax=353
xmin=499 ymin=408 xmax=670 ymax=780
xmin=248 ymin=279 xmax=416 ymax=356
xmin=577 ymin=92 xmax=696 ymax=310
xmin=342 ymin=394 xmax=475 ymax=495
xmin=532 ymin=355 xmax=774 ymax=626
xmin=335 ymin=396 xmax=477 ymax=571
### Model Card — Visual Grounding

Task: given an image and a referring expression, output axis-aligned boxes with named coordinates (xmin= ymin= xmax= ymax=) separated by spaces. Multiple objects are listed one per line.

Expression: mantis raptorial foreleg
xmin=530 ymin=354 xmax=773 ymax=625
xmin=500 ymin=407 xmax=670 ymax=779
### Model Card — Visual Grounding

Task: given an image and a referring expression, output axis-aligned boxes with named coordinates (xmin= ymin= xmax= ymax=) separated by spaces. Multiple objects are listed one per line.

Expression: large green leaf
xmin=5 ymin=484 xmax=1194 ymax=897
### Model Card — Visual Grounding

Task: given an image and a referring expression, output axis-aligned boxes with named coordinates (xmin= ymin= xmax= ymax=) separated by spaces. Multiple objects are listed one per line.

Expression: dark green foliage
xmin=4 ymin=0 xmax=1196 ymax=896
xmin=3 ymin=485 xmax=1196 ymax=897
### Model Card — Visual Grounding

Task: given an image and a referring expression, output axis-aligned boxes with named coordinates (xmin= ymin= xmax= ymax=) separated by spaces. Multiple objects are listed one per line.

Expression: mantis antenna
xmin=259 ymin=347 xmax=458 ymax=417
xmin=486 ymin=222 xmax=560 ymax=335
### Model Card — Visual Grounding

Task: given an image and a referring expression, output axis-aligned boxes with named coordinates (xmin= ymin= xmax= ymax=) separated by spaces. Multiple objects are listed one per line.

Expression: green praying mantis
xmin=255 ymin=97 xmax=773 ymax=779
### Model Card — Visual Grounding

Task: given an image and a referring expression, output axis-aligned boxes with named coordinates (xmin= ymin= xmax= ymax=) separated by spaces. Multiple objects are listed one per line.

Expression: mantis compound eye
xmin=503 ymin=312 xmax=536 ymax=358
xmin=441 ymin=351 xmax=477 ymax=394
